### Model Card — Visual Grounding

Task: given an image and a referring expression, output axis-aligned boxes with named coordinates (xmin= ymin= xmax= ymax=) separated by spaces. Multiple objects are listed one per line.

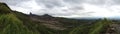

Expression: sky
xmin=1 ymin=0 xmax=120 ymax=18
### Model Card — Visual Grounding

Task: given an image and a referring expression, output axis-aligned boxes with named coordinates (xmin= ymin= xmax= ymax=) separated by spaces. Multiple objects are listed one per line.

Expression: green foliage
xmin=12 ymin=11 xmax=54 ymax=34
xmin=89 ymin=19 xmax=113 ymax=34
xmin=0 ymin=3 xmax=11 ymax=14
xmin=69 ymin=19 xmax=113 ymax=34
xmin=0 ymin=14 xmax=39 ymax=34
xmin=69 ymin=25 xmax=91 ymax=34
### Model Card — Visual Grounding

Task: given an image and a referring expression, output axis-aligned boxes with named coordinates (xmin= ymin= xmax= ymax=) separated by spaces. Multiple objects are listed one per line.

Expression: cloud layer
xmin=1 ymin=0 xmax=120 ymax=18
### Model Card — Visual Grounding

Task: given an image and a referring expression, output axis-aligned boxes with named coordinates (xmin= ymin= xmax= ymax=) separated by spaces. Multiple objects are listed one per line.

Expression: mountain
xmin=0 ymin=2 xmax=120 ymax=34
xmin=0 ymin=2 xmax=55 ymax=34
xmin=0 ymin=2 xmax=87 ymax=34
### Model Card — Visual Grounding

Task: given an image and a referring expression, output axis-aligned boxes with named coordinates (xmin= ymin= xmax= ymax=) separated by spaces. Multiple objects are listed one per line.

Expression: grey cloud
xmin=69 ymin=6 xmax=84 ymax=10
xmin=85 ymin=0 xmax=120 ymax=5
xmin=113 ymin=0 xmax=120 ymax=4
xmin=63 ymin=0 xmax=120 ymax=5
xmin=1 ymin=0 xmax=120 ymax=18
xmin=63 ymin=0 xmax=106 ymax=5
xmin=63 ymin=0 xmax=83 ymax=4
xmin=84 ymin=0 xmax=106 ymax=5
xmin=35 ymin=0 xmax=64 ymax=8
xmin=50 ymin=13 xmax=74 ymax=16
xmin=61 ymin=6 xmax=84 ymax=12
xmin=0 ymin=0 xmax=29 ymax=5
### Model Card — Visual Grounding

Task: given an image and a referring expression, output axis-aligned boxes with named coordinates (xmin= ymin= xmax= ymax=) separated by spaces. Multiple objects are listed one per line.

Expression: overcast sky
xmin=1 ymin=0 xmax=120 ymax=18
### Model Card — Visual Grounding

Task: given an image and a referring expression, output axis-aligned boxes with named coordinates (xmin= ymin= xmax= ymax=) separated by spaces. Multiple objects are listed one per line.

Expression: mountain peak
xmin=42 ymin=14 xmax=52 ymax=17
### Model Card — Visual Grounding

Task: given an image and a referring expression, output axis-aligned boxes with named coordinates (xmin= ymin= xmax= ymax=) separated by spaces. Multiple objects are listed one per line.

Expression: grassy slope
xmin=0 ymin=2 xmax=116 ymax=34
xmin=0 ymin=3 xmax=53 ymax=34
xmin=69 ymin=19 xmax=113 ymax=34
xmin=89 ymin=19 xmax=112 ymax=34
xmin=0 ymin=14 xmax=40 ymax=34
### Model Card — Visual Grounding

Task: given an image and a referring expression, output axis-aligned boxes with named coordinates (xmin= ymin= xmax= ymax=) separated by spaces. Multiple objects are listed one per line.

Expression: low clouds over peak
xmin=1 ymin=0 xmax=120 ymax=18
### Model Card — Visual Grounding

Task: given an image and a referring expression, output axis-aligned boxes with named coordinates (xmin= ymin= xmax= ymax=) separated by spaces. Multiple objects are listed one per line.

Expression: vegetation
xmin=69 ymin=19 xmax=113 ymax=34
xmin=89 ymin=19 xmax=112 ymax=34
xmin=0 ymin=14 xmax=39 ymax=34
xmin=0 ymin=2 xmax=119 ymax=34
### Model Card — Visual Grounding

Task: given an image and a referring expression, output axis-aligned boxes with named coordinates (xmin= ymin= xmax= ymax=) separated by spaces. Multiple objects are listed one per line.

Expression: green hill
xmin=0 ymin=2 xmax=53 ymax=34
xmin=0 ymin=3 xmax=11 ymax=14
xmin=0 ymin=2 xmax=118 ymax=34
